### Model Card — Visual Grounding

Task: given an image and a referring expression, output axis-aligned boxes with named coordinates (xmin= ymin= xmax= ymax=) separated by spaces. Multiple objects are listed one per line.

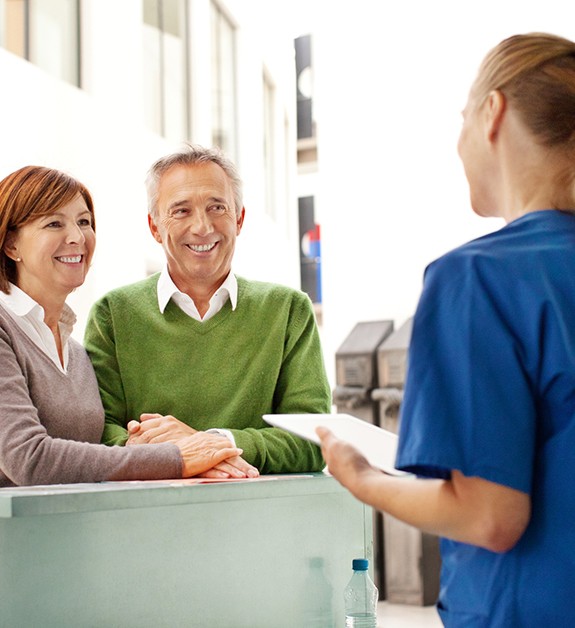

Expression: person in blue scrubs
xmin=317 ymin=32 xmax=575 ymax=626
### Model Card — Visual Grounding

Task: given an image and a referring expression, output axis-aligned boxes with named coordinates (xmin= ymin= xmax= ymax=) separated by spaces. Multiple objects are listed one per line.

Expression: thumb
xmin=127 ymin=420 xmax=141 ymax=434
xmin=315 ymin=426 xmax=332 ymax=440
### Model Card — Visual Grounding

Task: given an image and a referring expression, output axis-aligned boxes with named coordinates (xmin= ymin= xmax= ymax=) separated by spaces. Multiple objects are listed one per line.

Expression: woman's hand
xmin=197 ymin=455 xmax=259 ymax=479
xmin=175 ymin=431 xmax=245 ymax=478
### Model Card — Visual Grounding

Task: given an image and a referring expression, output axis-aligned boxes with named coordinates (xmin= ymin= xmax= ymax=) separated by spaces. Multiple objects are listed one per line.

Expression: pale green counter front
xmin=0 ymin=474 xmax=373 ymax=628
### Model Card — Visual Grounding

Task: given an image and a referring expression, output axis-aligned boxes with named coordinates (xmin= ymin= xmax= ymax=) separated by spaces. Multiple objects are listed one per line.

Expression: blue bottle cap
xmin=352 ymin=558 xmax=368 ymax=571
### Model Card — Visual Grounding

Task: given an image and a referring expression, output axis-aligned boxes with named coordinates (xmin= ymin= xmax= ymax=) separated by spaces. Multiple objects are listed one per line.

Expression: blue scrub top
xmin=396 ymin=210 xmax=575 ymax=626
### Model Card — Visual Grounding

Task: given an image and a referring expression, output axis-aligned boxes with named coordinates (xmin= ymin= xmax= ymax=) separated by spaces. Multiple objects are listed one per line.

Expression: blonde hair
xmin=470 ymin=33 xmax=575 ymax=148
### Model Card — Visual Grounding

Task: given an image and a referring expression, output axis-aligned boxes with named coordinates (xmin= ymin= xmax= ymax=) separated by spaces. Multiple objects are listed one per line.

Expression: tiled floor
xmin=377 ymin=601 xmax=442 ymax=627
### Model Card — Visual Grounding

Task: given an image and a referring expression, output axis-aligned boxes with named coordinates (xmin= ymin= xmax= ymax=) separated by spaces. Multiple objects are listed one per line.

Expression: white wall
xmin=283 ymin=0 xmax=575 ymax=384
xmin=225 ymin=0 xmax=302 ymax=288
xmin=0 ymin=0 xmax=300 ymax=338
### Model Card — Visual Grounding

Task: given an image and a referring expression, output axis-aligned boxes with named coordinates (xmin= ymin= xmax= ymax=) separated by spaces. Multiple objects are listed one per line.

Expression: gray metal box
xmin=335 ymin=320 xmax=394 ymax=388
xmin=376 ymin=317 xmax=413 ymax=388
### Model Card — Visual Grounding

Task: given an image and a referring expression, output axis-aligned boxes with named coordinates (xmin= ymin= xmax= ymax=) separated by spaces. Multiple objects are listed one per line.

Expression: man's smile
xmin=186 ymin=243 xmax=217 ymax=253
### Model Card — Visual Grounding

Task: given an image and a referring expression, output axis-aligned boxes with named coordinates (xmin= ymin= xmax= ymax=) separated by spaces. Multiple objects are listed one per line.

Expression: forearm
xmin=0 ymin=420 xmax=181 ymax=486
xmin=343 ymin=466 xmax=530 ymax=552
xmin=318 ymin=428 xmax=531 ymax=553
xmin=346 ymin=468 xmax=464 ymax=539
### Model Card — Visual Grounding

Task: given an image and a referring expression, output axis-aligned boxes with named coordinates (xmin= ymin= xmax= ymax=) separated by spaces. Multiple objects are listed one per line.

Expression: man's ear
xmin=236 ymin=207 xmax=245 ymax=235
xmin=485 ymin=89 xmax=506 ymax=143
xmin=148 ymin=213 xmax=163 ymax=244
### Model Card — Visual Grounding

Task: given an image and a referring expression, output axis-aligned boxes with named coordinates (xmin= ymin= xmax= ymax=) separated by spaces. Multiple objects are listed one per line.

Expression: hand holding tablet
xmin=263 ymin=413 xmax=409 ymax=477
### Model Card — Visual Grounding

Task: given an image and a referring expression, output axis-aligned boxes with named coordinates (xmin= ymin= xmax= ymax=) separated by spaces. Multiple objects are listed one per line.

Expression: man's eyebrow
xmin=167 ymin=199 xmax=189 ymax=211
xmin=167 ymin=197 xmax=228 ymax=210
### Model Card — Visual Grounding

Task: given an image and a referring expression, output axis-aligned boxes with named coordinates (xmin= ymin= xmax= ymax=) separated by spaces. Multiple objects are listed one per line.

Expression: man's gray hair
xmin=145 ymin=144 xmax=243 ymax=218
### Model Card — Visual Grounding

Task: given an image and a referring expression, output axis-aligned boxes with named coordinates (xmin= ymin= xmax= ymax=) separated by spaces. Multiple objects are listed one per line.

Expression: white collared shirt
xmin=155 ymin=266 xmax=237 ymax=446
xmin=0 ymin=283 xmax=75 ymax=373
xmin=157 ymin=266 xmax=238 ymax=321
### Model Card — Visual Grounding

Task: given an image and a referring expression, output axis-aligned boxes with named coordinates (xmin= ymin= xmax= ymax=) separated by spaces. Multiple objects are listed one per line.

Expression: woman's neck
xmin=492 ymin=107 xmax=575 ymax=222
xmin=16 ymin=282 xmax=66 ymax=365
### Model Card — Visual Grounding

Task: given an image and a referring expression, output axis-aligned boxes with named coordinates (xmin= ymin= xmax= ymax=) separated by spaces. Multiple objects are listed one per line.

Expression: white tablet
xmin=263 ymin=413 xmax=409 ymax=477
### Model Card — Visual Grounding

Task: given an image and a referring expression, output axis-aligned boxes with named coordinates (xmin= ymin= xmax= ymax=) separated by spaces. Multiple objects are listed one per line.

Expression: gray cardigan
xmin=0 ymin=305 xmax=182 ymax=486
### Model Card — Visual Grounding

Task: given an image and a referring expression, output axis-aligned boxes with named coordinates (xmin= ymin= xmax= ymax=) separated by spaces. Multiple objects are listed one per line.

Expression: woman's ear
xmin=485 ymin=90 xmax=506 ymax=143
xmin=3 ymin=232 xmax=20 ymax=261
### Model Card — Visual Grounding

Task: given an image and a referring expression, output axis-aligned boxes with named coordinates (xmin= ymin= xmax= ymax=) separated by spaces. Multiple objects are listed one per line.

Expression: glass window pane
xmin=143 ymin=0 xmax=163 ymax=135
xmin=161 ymin=0 xmax=188 ymax=141
xmin=263 ymin=73 xmax=276 ymax=220
xmin=143 ymin=0 xmax=188 ymax=141
xmin=211 ymin=3 xmax=237 ymax=159
xmin=28 ymin=0 xmax=79 ymax=86
xmin=162 ymin=0 xmax=181 ymax=36
xmin=143 ymin=0 xmax=159 ymax=28
xmin=1 ymin=0 xmax=26 ymax=57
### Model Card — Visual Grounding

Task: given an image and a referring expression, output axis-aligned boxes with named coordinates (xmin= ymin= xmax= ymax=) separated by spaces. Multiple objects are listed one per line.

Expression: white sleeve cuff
xmin=206 ymin=428 xmax=237 ymax=448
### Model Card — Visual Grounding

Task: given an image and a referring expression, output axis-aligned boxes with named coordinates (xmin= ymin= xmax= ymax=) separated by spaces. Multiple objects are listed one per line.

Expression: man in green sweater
xmin=84 ymin=144 xmax=331 ymax=476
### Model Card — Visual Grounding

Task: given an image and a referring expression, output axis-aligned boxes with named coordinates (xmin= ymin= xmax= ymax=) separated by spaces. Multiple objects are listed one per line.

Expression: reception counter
xmin=0 ymin=474 xmax=373 ymax=627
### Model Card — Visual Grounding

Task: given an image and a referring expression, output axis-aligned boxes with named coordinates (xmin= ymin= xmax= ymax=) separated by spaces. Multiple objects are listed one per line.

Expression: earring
xmin=15 ymin=257 xmax=21 ymax=262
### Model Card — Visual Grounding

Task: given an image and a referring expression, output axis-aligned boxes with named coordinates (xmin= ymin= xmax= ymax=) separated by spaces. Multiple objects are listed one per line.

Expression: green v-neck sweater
xmin=84 ymin=274 xmax=331 ymax=473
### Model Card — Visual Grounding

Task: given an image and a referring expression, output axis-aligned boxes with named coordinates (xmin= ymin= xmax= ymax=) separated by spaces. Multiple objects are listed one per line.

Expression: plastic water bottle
xmin=343 ymin=558 xmax=378 ymax=627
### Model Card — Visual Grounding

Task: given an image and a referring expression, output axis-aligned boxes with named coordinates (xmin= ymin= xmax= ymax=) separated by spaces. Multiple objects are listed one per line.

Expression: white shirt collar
xmin=0 ymin=283 xmax=76 ymax=371
xmin=0 ymin=283 xmax=42 ymax=317
xmin=156 ymin=266 xmax=238 ymax=321
xmin=0 ymin=283 xmax=77 ymax=327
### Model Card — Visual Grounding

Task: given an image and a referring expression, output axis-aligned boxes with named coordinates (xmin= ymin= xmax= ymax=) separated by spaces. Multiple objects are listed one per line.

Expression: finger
xmin=141 ymin=427 xmax=178 ymax=444
xmin=211 ymin=447 xmax=244 ymax=467
xmin=315 ymin=427 xmax=336 ymax=458
xmin=135 ymin=419 xmax=163 ymax=432
xmin=315 ymin=426 xmax=333 ymax=441
xmin=211 ymin=461 xmax=250 ymax=479
xmin=224 ymin=456 xmax=259 ymax=478
xmin=126 ymin=432 xmax=150 ymax=446
xmin=198 ymin=468 xmax=232 ymax=479
xmin=139 ymin=413 xmax=163 ymax=422
xmin=210 ymin=461 xmax=240 ymax=476
xmin=127 ymin=420 xmax=141 ymax=434
xmin=129 ymin=430 xmax=150 ymax=443
xmin=127 ymin=424 xmax=173 ymax=444
xmin=244 ymin=464 xmax=260 ymax=478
